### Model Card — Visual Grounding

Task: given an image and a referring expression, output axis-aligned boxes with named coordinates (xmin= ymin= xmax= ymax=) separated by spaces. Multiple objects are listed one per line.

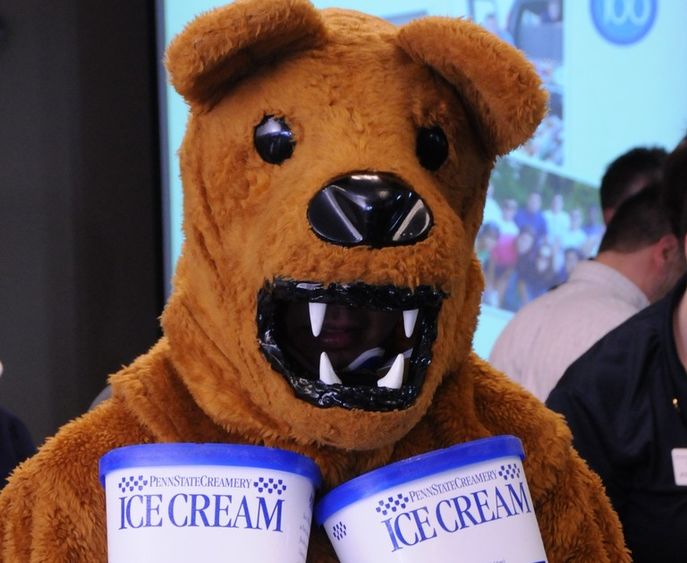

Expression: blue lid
xmin=99 ymin=443 xmax=322 ymax=488
xmin=315 ymin=435 xmax=523 ymax=525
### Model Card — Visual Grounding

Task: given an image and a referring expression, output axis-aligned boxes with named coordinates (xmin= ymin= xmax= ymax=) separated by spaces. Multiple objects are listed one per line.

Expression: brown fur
xmin=0 ymin=1 xmax=628 ymax=561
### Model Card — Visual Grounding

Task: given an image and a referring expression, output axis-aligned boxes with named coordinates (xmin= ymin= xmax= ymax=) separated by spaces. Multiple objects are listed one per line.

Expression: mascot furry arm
xmin=0 ymin=1 xmax=628 ymax=561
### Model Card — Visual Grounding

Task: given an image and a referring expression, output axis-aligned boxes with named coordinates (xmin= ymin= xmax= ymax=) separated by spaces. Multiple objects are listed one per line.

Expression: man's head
xmin=600 ymin=146 xmax=668 ymax=224
xmin=660 ymin=135 xmax=687 ymax=245
xmin=598 ymin=185 xmax=685 ymax=302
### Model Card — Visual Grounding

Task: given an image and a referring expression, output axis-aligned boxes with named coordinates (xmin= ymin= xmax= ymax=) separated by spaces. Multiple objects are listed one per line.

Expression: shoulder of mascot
xmin=437 ymin=353 xmax=575 ymax=497
xmin=5 ymin=398 xmax=152 ymax=496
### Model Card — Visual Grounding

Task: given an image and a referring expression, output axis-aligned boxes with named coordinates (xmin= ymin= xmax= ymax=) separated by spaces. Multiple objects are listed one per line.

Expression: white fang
xmin=403 ymin=309 xmax=419 ymax=338
xmin=309 ymin=302 xmax=327 ymax=337
xmin=319 ymin=352 xmax=342 ymax=385
xmin=377 ymin=353 xmax=405 ymax=389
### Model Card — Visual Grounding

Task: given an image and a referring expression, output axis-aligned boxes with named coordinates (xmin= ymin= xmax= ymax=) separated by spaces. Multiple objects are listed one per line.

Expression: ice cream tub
xmin=316 ymin=435 xmax=547 ymax=563
xmin=99 ymin=443 xmax=322 ymax=563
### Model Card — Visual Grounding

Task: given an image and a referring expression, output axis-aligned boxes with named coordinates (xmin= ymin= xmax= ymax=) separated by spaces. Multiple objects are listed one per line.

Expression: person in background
xmin=486 ymin=198 xmax=520 ymax=306
xmin=476 ymin=222 xmax=500 ymax=305
xmin=494 ymin=196 xmax=519 ymax=238
xmin=515 ymin=241 xmax=558 ymax=305
xmin=475 ymin=221 xmax=500 ymax=270
xmin=578 ymin=146 xmax=666 ymax=258
xmin=555 ymin=246 xmax=583 ymax=285
xmin=481 ymin=183 xmax=502 ymax=226
xmin=546 ymin=135 xmax=687 ymax=563
xmin=559 ymin=207 xmax=587 ymax=254
xmin=499 ymin=225 xmax=538 ymax=311
xmin=582 ymin=203 xmax=605 ymax=257
xmin=489 ymin=185 xmax=684 ymax=401
xmin=543 ymin=191 xmax=570 ymax=262
xmin=0 ymin=361 xmax=35 ymax=489
xmin=600 ymin=146 xmax=667 ymax=224
xmin=515 ymin=191 xmax=547 ymax=243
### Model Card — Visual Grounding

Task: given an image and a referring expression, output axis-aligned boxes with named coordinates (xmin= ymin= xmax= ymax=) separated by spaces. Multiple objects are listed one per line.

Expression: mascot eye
xmin=416 ymin=126 xmax=449 ymax=171
xmin=254 ymin=115 xmax=295 ymax=165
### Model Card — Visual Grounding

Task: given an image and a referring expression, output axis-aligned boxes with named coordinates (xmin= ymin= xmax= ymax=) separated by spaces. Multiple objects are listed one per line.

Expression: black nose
xmin=307 ymin=173 xmax=433 ymax=247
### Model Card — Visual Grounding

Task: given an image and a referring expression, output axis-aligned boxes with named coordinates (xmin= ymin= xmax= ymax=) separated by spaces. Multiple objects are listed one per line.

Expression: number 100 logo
xmin=591 ymin=0 xmax=657 ymax=45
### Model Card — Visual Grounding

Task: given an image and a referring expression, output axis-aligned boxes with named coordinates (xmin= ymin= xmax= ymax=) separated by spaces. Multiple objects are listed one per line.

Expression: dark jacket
xmin=0 ymin=405 xmax=35 ymax=489
xmin=548 ymin=276 xmax=687 ymax=562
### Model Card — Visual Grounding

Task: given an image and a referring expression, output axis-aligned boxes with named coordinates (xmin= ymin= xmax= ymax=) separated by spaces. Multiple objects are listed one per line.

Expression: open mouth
xmin=257 ymin=279 xmax=445 ymax=411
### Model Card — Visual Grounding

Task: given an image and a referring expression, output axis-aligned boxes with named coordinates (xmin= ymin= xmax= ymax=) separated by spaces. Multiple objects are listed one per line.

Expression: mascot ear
xmin=397 ymin=17 xmax=547 ymax=156
xmin=165 ymin=0 xmax=326 ymax=107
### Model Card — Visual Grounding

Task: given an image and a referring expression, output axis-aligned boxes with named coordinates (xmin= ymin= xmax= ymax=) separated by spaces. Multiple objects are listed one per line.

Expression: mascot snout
xmin=307 ymin=172 xmax=433 ymax=248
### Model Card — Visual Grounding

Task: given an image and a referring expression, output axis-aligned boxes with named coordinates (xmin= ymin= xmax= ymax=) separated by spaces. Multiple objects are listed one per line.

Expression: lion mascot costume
xmin=0 ymin=1 xmax=628 ymax=561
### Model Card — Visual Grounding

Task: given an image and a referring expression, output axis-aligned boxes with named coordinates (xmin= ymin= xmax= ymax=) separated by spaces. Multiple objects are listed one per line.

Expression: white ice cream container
xmin=99 ymin=443 xmax=321 ymax=563
xmin=316 ymin=435 xmax=547 ymax=563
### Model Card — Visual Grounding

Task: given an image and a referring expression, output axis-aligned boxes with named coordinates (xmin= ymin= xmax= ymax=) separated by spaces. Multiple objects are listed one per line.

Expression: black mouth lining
xmin=257 ymin=279 xmax=445 ymax=411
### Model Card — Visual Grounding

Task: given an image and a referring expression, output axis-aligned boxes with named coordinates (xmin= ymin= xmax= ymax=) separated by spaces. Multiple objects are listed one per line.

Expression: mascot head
xmin=162 ymin=0 xmax=546 ymax=450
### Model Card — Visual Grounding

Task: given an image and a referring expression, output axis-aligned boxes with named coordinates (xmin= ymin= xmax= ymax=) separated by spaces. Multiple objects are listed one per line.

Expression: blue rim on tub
xmin=315 ymin=435 xmax=523 ymax=525
xmin=99 ymin=443 xmax=322 ymax=488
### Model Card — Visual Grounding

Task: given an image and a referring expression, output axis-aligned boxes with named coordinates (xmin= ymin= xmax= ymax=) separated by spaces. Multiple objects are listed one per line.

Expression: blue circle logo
xmin=591 ymin=0 xmax=657 ymax=45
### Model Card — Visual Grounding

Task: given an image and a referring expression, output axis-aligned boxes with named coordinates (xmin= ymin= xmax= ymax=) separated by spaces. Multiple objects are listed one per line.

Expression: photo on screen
xmin=477 ymin=158 xmax=599 ymax=313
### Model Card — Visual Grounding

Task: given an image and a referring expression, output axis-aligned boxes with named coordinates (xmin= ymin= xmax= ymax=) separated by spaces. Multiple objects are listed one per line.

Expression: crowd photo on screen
xmin=477 ymin=159 xmax=600 ymax=312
